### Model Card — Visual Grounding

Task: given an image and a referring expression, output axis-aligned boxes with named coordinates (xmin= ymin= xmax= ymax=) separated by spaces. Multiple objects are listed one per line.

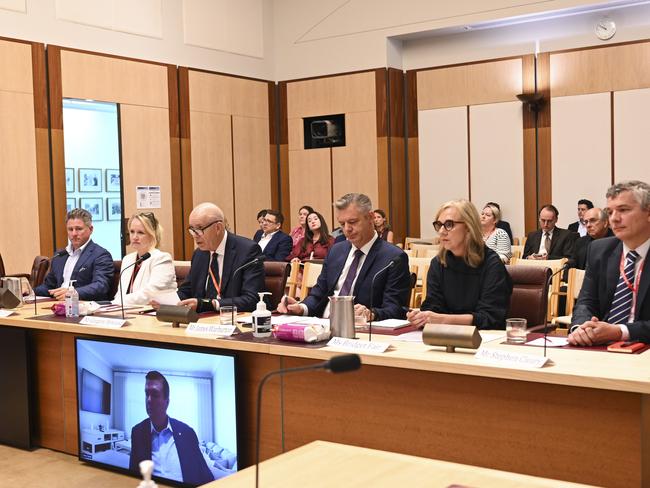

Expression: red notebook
xmin=607 ymin=341 xmax=646 ymax=353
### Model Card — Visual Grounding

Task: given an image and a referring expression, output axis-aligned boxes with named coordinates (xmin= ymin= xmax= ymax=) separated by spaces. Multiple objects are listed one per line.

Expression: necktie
xmin=206 ymin=252 xmax=220 ymax=298
xmin=544 ymin=232 xmax=551 ymax=254
xmin=608 ymin=250 xmax=640 ymax=324
xmin=339 ymin=249 xmax=364 ymax=297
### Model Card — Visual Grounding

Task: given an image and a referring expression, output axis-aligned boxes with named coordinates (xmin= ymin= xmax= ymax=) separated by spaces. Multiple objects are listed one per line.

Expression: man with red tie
xmin=569 ymin=181 xmax=650 ymax=345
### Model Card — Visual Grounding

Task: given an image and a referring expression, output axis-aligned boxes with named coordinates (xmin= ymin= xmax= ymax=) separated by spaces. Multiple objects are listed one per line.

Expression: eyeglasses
xmin=262 ymin=218 xmax=278 ymax=225
xmin=432 ymin=220 xmax=464 ymax=232
xmin=583 ymin=218 xmax=601 ymax=225
xmin=188 ymin=220 xmax=222 ymax=237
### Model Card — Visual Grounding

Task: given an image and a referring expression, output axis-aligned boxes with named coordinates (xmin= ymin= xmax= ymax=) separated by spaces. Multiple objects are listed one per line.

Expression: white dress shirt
xmin=257 ymin=230 xmax=278 ymax=252
xmin=150 ymin=419 xmax=183 ymax=482
xmin=62 ymin=240 xmax=91 ymax=287
xmin=537 ymin=228 xmax=554 ymax=256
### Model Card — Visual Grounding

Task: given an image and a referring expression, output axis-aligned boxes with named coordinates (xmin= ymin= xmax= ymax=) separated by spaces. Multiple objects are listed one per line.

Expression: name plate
xmin=327 ymin=337 xmax=389 ymax=353
xmin=0 ymin=309 xmax=15 ymax=317
xmin=475 ymin=348 xmax=549 ymax=369
xmin=79 ymin=316 xmax=127 ymax=329
xmin=186 ymin=323 xmax=236 ymax=337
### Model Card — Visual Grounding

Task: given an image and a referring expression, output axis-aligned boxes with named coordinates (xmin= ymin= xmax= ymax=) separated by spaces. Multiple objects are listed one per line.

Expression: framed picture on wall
xmin=78 ymin=168 xmax=102 ymax=192
xmin=65 ymin=168 xmax=75 ymax=192
xmin=106 ymin=169 xmax=121 ymax=192
xmin=80 ymin=198 xmax=103 ymax=221
xmin=66 ymin=198 xmax=76 ymax=212
xmin=106 ymin=198 xmax=121 ymax=221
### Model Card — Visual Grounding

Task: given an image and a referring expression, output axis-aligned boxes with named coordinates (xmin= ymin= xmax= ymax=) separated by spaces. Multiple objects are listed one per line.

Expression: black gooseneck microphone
xmin=221 ymin=257 xmax=261 ymax=319
xmin=542 ymin=262 xmax=570 ymax=357
xmin=33 ymin=249 xmax=68 ymax=316
xmin=367 ymin=258 xmax=397 ymax=341
xmin=119 ymin=252 xmax=151 ymax=319
xmin=255 ymin=354 xmax=361 ymax=488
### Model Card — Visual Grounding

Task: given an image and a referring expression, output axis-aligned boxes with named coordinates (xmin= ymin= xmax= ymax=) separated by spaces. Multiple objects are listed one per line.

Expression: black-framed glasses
xmin=432 ymin=220 xmax=464 ymax=232
xmin=188 ymin=220 xmax=222 ymax=237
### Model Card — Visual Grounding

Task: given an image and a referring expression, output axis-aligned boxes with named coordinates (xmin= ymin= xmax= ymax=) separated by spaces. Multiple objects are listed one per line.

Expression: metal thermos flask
xmin=328 ymin=295 xmax=356 ymax=339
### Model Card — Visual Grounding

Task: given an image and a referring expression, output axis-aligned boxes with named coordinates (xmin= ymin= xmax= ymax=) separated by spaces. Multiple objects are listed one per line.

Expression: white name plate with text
xmin=186 ymin=323 xmax=236 ymax=337
xmin=79 ymin=316 xmax=127 ymax=328
xmin=475 ymin=348 xmax=549 ymax=369
xmin=327 ymin=337 xmax=389 ymax=353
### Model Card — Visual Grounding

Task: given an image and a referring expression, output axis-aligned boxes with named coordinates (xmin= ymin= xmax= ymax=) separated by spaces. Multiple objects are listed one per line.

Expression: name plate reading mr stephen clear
xmin=475 ymin=348 xmax=549 ymax=369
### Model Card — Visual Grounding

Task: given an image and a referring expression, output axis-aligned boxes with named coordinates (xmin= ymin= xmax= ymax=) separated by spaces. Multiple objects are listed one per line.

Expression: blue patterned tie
xmin=339 ymin=249 xmax=364 ymax=296
xmin=607 ymin=250 xmax=640 ymax=324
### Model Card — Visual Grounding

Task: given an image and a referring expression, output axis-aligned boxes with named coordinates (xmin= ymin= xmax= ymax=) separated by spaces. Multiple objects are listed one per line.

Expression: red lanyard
xmin=619 ymin=251 xmax=644 ymax=293
xmin=127 ymin=262 xmax=141 ymax=294
xmin=208 ymin=253 xmax=222 ymax=299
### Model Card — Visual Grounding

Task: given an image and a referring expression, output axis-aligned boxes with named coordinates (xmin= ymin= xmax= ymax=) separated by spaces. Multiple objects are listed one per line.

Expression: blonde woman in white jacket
xmin=112 ymin=212 xmax=177 ymax=306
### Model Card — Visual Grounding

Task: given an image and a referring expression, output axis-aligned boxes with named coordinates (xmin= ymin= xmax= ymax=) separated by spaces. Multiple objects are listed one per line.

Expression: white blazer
xmin=112 ymin=248 xmax=177 ymax=306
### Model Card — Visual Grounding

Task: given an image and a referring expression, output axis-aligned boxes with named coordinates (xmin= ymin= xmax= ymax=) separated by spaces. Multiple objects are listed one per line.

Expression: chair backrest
xmin=509 ymin=257 xmax=567 ymax=321
xmin=404 ymin=237 xmax=439 ymax=249
xmin=285 ymin=260 xmax=301 ymax=298
xmin=505 ymin=265 xmax=551 ymax=328
xmin=425 ymin=247 xmax=441 ymax=258
xmin=299 ymin=262 xmax=323 ymax=300
xmin=411 ymin=243 xmax=438 ymax=257
xmin=31 ymin=256 xmax=50 ymax=287
xmin=565 ymin=267 xmax=586 ymax=316
xmin=263 ymin=261 xmax=290 ymax=310
xmin=173 ymin=260 xmax=191 ymax=287
xmin=513 ymin=237 xmax=520 ymax=246
xmin=110 ymin=260 xmax=121 ymax=299
xmin=408 ymin=256 xmax=432 ymax=281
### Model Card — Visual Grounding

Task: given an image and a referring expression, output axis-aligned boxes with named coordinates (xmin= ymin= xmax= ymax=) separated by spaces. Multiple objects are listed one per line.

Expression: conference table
xmin=0 ymin=303 xmax=649 ymax=487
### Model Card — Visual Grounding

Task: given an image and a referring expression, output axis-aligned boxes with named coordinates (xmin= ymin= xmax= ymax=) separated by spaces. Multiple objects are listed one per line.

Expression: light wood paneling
xmin=233 ymin=116 xmax=272 ymax=238
xmin=0 ymin=39 xmax=32 ymax=93
xmin=120 ymin=104 xmax=175 ymax=255
xmin=417 ymin=106 xmax=468 ymax=238
xmin=550 ymin=42 xmax=650 ymax=98
xmin=189 ymin=111 xmax=234 ymax=223
xmin=332 ymin=111 xmax=378 ymax=209
xmin=551 ymin=93 xmax=611 ymax=226
xmin=614 ymin=88 xmax=650 ymax=183
xmin=231 ymin=77 xmax=269 ymax=119
xmin=288 ymin=149 xmax=333 ymax=229
xmin=60 ymin=50 xmax=169 ymax=108
xmin=188 ymin=71 xmax=269 ymax=118
xmin=417 ymin=59 xmax=522 ymax=110
xmin=470 ymin=101 xmax=525 ymax=240
xmin=0 ymin=90 xmax=40 ymax=273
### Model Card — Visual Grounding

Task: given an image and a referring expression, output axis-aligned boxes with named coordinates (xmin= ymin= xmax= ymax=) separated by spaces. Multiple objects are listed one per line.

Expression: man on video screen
xmin=129 ymin=371 xmax=214 ymax=485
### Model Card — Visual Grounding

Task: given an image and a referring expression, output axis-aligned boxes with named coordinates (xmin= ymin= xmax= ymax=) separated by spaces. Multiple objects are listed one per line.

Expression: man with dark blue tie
xmin=569 ymin=181 xmax=650 ymax=345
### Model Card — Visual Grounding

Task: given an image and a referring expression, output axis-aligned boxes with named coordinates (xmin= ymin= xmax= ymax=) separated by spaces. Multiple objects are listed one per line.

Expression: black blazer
xmin=177 ymin=233 xmax=264 ymax=312
xmin=568 ymin=221 xmax=580 ymax=233
xmin=496 ymin=220 xmax=514 ymax=244
xmin=254 ymin=230 xmax=292 ymax=262
xmin=571 ymin=237 xmax=650 ymax=343
xmin=568 ymin=230 xmax=615 ymax=270
xmin=302 ymin=238 xmax=411 ymax=320
xmin=522 ymin=227 xmax=578 ymax=260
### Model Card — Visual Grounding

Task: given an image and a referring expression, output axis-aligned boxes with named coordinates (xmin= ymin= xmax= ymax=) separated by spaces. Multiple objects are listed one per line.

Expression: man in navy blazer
xmin=129 ymin=371 xmax=215 ymax=485
xmin=34 ymin=208 xmax=113 ymax=301
xmin=253 ymin=210 xmax=292 ymax=261
xmin=569 ymin=181 xmax=650 ymax=345
xmin=177 ymin=202 xmax=264 ymax=313
xmin=279 ymin=193 xmax=410 ymax=321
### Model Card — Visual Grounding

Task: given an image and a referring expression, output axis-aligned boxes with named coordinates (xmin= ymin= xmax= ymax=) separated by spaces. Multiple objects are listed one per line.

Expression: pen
xmin=282 ymin=295 xmax=288 ymax=308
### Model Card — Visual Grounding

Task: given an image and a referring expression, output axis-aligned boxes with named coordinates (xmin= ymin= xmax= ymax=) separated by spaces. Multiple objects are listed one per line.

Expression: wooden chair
xmin=513 ymin=237 xmax=520 ymax=246
xmin=552 ymin=268 xmax=586 ymax=328
xmin=173 ymin=260 xmax=191 ymax=287
xmin=298 ymin=261 xmax=323 ymax=300
xmin=404 ymin=249 xmax=414 ymax=257
xmin=424 ymin=246 xmax=441 ymax=258
xmin=286 ymin=260 xmax=301 ymax=298
xmin=404 ymin=237 xmax=438 ymax=250
xmin=505 ymin=265 xmax=551 ymax=329
xmin=263 ymin=261 xmax=291 ymax=310
xmin=510 ymin=257 xmax=567 ymax=322
xmin=408 ymin=257 xmax=431 ymax=307
xmin=511 ymin=245 xmax=524 ymax=261
xmin=412 ymin=264 xmax=429 ymax=308
xmin=410 ymin=243 xmax=438 ymax=257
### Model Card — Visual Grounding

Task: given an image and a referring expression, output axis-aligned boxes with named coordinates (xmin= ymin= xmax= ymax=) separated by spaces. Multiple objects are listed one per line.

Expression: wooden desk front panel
xmin=280 ymin=357 xmax=641 ymax=488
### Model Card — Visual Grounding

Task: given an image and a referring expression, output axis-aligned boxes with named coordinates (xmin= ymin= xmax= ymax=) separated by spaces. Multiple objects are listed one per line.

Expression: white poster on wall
xmin=136 ymin=186 xmax=161 ymax=209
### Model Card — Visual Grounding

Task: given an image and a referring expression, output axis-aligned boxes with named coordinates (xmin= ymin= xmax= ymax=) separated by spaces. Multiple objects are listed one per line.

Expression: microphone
xmin=542 ymin=262 xmax=570 ymax=357
xmin=32 ymin=249 xmax=67 ymax=316
xmin=255 ymin=354 xmax=361 ymax=488
xmin=367 ymin=258 xmax=397 ymax=342
xmin=118 ymin=252 xmax=151 ymax=319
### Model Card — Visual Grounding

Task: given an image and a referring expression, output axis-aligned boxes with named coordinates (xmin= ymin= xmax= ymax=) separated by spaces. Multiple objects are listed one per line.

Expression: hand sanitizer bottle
xmin=65 ymin=280 xmax=79 ymax=318
xmin=252 ymin=292 xmax=272 ymax=338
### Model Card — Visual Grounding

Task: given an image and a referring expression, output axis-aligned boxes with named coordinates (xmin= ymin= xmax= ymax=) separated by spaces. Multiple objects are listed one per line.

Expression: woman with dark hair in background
xmin=289 ymin=205 xmax=315 ymax=246
xmin=286 ymin=211 xmax=334 ymax=262
xmin=373 ymin=209 xmax=394 ymax=243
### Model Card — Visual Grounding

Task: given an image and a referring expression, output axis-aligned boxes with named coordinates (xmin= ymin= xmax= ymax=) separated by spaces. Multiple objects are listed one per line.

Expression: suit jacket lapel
xmin=327 ymin=242 xmax=351 ymax=295
xmin=220 ymin=236 xmax=237 ymax=292
xmin=72 ymin=242 xmax=94 ymax=276
xmin=605 ymin=242 xmax=623 ymax=307
xmin=353 ymin=240 xmax=381 ymax=294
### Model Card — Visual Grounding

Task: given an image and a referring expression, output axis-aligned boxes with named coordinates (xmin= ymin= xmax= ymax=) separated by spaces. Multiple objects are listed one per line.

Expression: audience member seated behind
xmin=286 ymin=211 xmax=334 ymax=262
xmin=480 ymin=203 xmax=512 ymax=263
xmin=289 ymin=205 xmax=315 ymax=246
xmin=278 ymin=193 xmax=411 ymax=321
xmin=567 ymin=207 xmax=614 ymax=270
xmin=407 ymin=200 xmax=512 ymax=330
xmin=373 ymin=208 xmax=394 ymax=243
xmin=569 ymin=180 xmax=650 ymax=346
xmin=112 ymin=212 xmax=177 ymax=306
xmin=568 ymin=198 xmax=594 ymax=237
xmin=252 ymin=208 xmax=267 ymax=241
xmin=487 ymin=201 xmax=513 ymax=244
xmin=176 ymin=202 xmax=264 ymax=313
xmin=34 ymin=208 xmax=114 ymax=301
xmin=253 ymin=210 xmax=293 ymax=261
xmin=522 ymin=204 xmax=577 ymax=260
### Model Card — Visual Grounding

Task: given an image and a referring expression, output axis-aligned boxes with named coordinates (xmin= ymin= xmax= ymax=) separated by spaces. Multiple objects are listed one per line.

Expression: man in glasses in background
xmin=177 ymin=202 xmax=264 ymax=312
xmin=522 ymin=204 xmax=577 ymax=260
xmin=253 ymin=209 xmax=292 ymax=261
xmin=568 ymin=207 xmax=614 ymax=270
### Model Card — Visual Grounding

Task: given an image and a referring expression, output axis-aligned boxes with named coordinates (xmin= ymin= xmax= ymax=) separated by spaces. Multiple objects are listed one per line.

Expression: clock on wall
xmin=595 ymin=19 xmax=616 ymax=40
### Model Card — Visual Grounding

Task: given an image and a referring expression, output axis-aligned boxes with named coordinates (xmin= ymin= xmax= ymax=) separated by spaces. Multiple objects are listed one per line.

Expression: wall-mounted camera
xmin=303 ymin=114 xmax=346 ymax=149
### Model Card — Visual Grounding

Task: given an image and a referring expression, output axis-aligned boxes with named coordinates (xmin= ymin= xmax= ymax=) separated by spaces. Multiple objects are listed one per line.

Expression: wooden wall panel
xmin=189 ymin=111 xmax=234 ymax=222
xmin=551 ymin=93 xmax=611 ymax=226
xmin=614 ymin=88 xmax=650 ymax=183
xmin=120 ymin=105 xmax=175 ymax=255
xmin=417 ymin=58 xmax=522 ymax=110
xmin=0 ymin=39 xmax=33 ymax=93
xmin=550 ymin=41 xmax=650 ymax=98
xmin=233 ymin=116 xmax=273 ymax=238
xmin=288 ymin=149 xmax=333 ymax=229
xmin=188 ymin=71 xmax=231 ymax=114
xmin=60 ymin=51 xmax=169 ymax=107
xmin=417 ymin=107 xmax=468 ymax=238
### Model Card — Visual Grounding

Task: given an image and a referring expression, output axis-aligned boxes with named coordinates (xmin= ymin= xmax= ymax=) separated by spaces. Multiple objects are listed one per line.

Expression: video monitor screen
xmin=75 ymin=337 xmax=239 ymax=486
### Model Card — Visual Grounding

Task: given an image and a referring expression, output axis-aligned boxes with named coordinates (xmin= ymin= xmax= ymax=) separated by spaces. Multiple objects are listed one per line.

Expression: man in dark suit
xmin=522 ymin=204 xmax=578 ymax=260
xmin=177 ymin=202 xmax=264 ymax=313
xmin=253 ymin=210 xmax=292 ymax=261
xmin=569 ymin=181 xmax=650 ymax=345
xmin=568 ymin=207 xmax=614 ymax=270
xmin=129 ymin=371 xmax=215 ymax=485
xmin=279 ymin=193 xmax=410 ymax=321
xmin=34 ymin=208 xmax=113 ymax=301
xmin=567 ymin=199 xmax=594 ymax=237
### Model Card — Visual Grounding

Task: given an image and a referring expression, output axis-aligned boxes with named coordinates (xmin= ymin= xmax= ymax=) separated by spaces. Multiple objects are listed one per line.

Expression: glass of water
xmin=506 ymin=318 xmax=527 ymax=344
